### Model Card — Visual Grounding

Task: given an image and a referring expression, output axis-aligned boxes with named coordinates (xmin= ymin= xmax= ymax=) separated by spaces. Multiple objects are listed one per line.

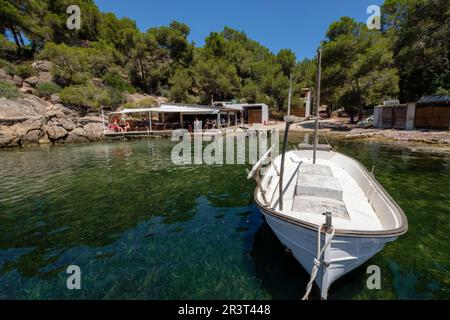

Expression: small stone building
xmin=373 ymin=100 xmax=415 ymax=130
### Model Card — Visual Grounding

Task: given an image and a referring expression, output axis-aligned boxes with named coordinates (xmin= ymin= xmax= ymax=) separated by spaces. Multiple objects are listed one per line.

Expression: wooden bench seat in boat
xmin=296 ymin=173 xmax=343 ymax=201
xmin=292 ymin=195 xmax=350 ymax=219
xmin=293 ymin=163 xmax=350 ymax=220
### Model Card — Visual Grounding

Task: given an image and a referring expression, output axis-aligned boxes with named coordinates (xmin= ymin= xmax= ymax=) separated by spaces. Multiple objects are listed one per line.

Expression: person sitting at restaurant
xmin=124 ymin=120 xmax=132 ymax=132
xmin=110 ymin=119 xmax=124 ymax=132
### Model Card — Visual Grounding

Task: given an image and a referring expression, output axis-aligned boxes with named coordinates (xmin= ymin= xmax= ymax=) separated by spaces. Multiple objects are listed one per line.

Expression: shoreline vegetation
xmin=1 ymin=0 xmax=449 ymax=151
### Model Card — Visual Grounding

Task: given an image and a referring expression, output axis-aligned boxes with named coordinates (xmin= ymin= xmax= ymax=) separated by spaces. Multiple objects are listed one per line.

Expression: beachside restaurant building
xmin=105 ymin=103 xmax=241 ymax=134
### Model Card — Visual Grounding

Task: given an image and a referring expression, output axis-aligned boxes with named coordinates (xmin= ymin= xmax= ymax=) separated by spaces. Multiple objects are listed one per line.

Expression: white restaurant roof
xmin=108 ymin=103 xmax=221 ymax=115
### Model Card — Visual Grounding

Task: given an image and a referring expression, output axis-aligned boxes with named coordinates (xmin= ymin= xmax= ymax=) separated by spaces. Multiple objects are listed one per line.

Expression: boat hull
xmin=258 ymin=206 xmax=397 ymax=299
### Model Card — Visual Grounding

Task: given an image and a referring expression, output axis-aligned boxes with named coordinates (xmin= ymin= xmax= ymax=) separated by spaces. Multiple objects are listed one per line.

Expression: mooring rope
xmin=319 ymin=120 xmax=336 ymax=151
xmin=301 ymin=224 xmax=336 ymax=300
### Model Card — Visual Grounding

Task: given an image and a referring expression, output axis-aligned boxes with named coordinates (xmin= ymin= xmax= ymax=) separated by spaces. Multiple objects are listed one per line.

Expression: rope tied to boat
xmin=301 ymin=222 xmax=336 ymax=300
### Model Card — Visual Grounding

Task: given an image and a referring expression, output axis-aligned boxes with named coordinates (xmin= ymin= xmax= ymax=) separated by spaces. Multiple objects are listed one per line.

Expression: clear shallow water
xmin=0 ymin=137 xmax=448 ymax=299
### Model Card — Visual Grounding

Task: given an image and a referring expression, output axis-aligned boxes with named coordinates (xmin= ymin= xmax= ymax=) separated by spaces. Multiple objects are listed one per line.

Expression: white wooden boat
xmin=248 ymin=145 xmax=408 ymax=299
xmin=247 ymin=49 xmax=407 ymax=300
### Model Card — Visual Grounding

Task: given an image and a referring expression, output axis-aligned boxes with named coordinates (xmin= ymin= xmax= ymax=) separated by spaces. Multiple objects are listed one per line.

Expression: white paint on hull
xmin=262 ymin=212 xmax=397 ymax=298
xmin=251 ymin=150 xmax=407 ymax=299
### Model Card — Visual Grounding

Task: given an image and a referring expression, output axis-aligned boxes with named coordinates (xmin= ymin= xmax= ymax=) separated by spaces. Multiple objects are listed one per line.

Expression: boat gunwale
xmin=254 ymin=151 xmax=408 ymax=238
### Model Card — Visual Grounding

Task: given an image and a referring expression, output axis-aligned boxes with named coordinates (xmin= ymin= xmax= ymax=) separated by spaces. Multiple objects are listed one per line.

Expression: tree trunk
xmin=358 ymin=105 xmax=364 ymax=122
xmin=9 ymin=24 xmax=21 ymax=49
xmin=356 ymin=78 xmax=363 ymax=122
xmin=18 ymin=31 xmax=25 ymax=46
xmin=139 ymin=58 xmax=145 ymax=81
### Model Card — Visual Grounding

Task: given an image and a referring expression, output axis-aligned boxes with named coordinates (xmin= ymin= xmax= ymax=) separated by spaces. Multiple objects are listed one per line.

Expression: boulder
xmin=51 ymin=103 xmax=79 ymax=117
xmin=0 ymin=130 xmax=14 ymax=147
xmin=78 ymin=115 xmax=104 ymax=125
xmin=66 ymin=130 xmax=90 ymax=143
xmin=39 ymin=133 xmax=51 ymax=144
xmin=45 ymin=125 xmax=68 ymax=141
xmin=70 ymin=123 xmax=104 ymax=141
xmin=92 ymin=78 xmax=104 ymax=87
xmin=31 ymin=60 xmax=53 ymax=72
xmin=46 ymin=109 xmax=66 ymax=120
xmin=0 ymin=68 xmax=13 ymax=81
xmin=13 ymin=75 xmax=23 ymax=86
xmin=11 ymin=115 xmax=47 ymax=137
xmin=21 ymin=129 xmax=45 ymax=144
xmin=83 ymin=122 xmax=104 ymax=137
xmin=24 ymin=72 xmax=53 ymax=86
xmin=0 ymin=95 xmax=50 ymax=120
xmin=24 ymin=76 xmax=39 ymax=86
xmin=0 ymin=68 xmax=15 ymax=86
xmin=125 ymin=92 xmax=150 ymax=103
xmin=19 ymin=85 xmax=35 ymax=94
xmin=50 ymin=94 xmax=61 ymax=104
xmin=38 ymin=71 xmax=52 ymax=83
xmin=51 ymin=117 xmax=76 ymax=131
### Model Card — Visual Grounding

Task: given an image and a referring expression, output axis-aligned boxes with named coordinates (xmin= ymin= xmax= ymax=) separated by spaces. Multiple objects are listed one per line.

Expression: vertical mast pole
xmin=313 ymin=49 xmax=322 ymax=164
xmin=287 ymin=73 xmax=292 ymax=116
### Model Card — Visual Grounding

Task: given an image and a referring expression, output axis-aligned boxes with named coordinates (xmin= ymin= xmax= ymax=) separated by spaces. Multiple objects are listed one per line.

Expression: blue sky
xmin=95 ymin=0 xmax=384 ymax=60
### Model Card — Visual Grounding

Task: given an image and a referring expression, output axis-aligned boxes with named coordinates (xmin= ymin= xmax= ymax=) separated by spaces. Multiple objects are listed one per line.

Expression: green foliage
xmin=123 ymin=97 xmax=158 ymax=109
xmin=0 ymin=80 xmax=20 ymax=98
xmin=195 ymin=58 xmax=241 ymax=104
xmin=98 ymin=87 xmax=126 ymax=108
xmin=59 ymin=84 xmax=124 ymax=109
xmin=321 ymin=17 xmax=399 ymax=117
xmin=168 ymin=68 xmax=195 ymax=103
xmin=277 ymin=49 xmax=296 ymax=76
xmin=35 ymin=82 xmax=61 ymax=98
xmin=102 ymin=71 xmax=134 ymax=93
xmin=39 ymin=42 xmax=114 ymax=86
xmin=0 ymin=58 xmax=15 ymax=75
xmin=1 ymin=0 xmax=446 ymax=114
xmin=14 ymin=63 xmax=37 ymax=79
xmin=382 ymin=0 xmax=450 ymax=100
xmin=59 ymin=85 xmax=96 ymax=108
xmin=0 ymin=34 xmax=16 ymax=58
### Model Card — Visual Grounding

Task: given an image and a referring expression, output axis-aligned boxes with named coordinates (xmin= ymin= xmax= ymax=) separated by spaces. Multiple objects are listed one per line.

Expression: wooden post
xmin=217 ymin=112 xmax=221 ymax=129
xmin=101 ymin=108 xmax=106 ymax=133
xmin=287 ymin=73 xmax=292 ymax=116
xmin=180 ymin=113 xmax=184 ymax=129
xmin=149 ymin=111 xmax=152 ymax=131
xmin=313 ymin=49 xmax=322 ymax=165
xmin=227 ymin=112 xmax=230 ymax=127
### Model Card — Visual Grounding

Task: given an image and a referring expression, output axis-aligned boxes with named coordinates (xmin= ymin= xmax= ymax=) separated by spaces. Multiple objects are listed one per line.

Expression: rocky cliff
xmin=0 ymin=59 xmax=106 ymax=148
xmin=0 ymin=94 xmax=105 ymax=148
xmin=0 ymin=59 xmax=170 ymax=148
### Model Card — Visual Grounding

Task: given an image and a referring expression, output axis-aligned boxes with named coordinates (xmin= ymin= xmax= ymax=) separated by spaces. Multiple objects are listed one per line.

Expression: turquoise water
xmin=0 ymin=137 xmax=448 ymax=299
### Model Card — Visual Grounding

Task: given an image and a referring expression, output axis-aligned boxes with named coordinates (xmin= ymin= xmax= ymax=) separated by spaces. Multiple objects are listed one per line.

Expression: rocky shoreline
xmin=0 ymin=94 xmax=105 ymax=148
xmin=270 ymin=121 xmax=450 ymax=155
